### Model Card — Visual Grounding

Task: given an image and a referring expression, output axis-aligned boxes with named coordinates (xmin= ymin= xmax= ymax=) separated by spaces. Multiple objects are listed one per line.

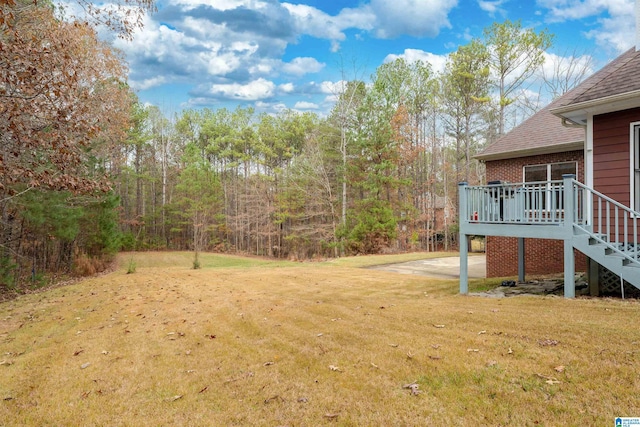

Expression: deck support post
xmin=459 ymin=182 xmax=469 ymax=294
xmin=563 ymin=174 xmax=577 ymax=298
xmin=517 ymin=237 xmax=525 ymax=283
xmin=563 ymin=240 xmax=575 ymax=298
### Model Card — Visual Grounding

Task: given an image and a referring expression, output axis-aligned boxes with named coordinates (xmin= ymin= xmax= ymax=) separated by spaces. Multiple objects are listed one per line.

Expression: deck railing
xmin=462 ymin=179 xmax=583 ymax=225
xmin=572 ymin=180 xmax=640 ymax=265
xmin=460 ymin=177 xmax=640 ymax=266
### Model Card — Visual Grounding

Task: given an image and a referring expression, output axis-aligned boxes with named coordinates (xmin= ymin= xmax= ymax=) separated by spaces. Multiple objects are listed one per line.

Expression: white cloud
xmin=208 ymin=78 xmax=276 ymax=101
xmin=282 ymin=3 xmax=352 ymax=41
xmin=282 ymin=57 xmax=325 ymax=76
xmin=538 ymin=0 xmax=631 ymax=21
xmin=369 ymin=0 xmax=458 ymax=38
xmin=294 ymin=101 xmax=319 ymax=110
xmin=129 ymin=76 xmax=168 ymax=91
xmin=383 ymin=49 xmax=448 ymax=73
xmin=283 ymin=0 xmax=457 ymax=45
xmin=279 ymin=83 xmax=295 ymax=93
xmin=538 ymin=0 xmax=634 ymax=53
xmin=478 ymin=0 xmax=507 ymax=15
xmin=320 ymin=80 xmax=347 ymax=95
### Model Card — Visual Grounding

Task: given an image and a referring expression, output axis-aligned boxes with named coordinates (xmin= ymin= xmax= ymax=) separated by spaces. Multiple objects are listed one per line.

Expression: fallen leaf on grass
xmin=467 ymin=349 xmax=479 ymax=352
xmin=428 ymin=355 xmax=441 ymax=360
xmin=370 ymin=362 xmax=379 ymax=369
xmin=389 ymin=343 xmax=399 ymax=348
xmin=554 ymin=365 xmax=565 ymax=373
xmin=297 ymin=397 xmax=309 ymax=403
xmin=478 ymin=330 xmax=487 ymax=335
xmin=329 ymin=365 xmax=342 ymax=372
xmin=324 ymin=413 xmax=339 ymax=419
xmin=73 ymin=349 xmax=84 ymax=356
xmin=168 ymin=395 xmax=183 ymax=402
xmin=402 ymin=382 xmax=421 ymax=395
xmin=80 ymin=363 xmax=91 ymax=369
xmin=0 ymin=360 xmax=14 ymax=366
xmin=535 ymin=373 xmax=560 ymax=385
xmin=263 ymin=361 xmax=275 ymax=366
xmin=264 ymin=395 xmax=283 ymax=404
xmin=508 ymin=348 xmax=513 ymax=354
xmin=198 ymin=386 xmax=209 ymax=394
xmin=406 ymin=352 xmax=414 ymax=359
xmin=433 ymin=324 xmax=445 ymax=328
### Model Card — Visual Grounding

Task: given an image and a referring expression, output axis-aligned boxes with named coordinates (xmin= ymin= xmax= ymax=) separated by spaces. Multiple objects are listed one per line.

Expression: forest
xmin=1 ymin=0 xmax=591 ymax=289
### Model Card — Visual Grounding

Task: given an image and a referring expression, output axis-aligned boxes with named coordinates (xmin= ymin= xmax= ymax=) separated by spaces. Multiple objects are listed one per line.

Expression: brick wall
xmin=484 ymin=150 xmax=587 ymax=278
xmin=486 ymin=236 xmax=587 ymax=277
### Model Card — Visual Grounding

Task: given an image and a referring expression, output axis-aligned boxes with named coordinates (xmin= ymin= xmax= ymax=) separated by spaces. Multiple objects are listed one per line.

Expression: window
xmin=524 ymin=162 xmax=577 ymax=183
xmin=523 ymin=161 xmax=577 ymax=211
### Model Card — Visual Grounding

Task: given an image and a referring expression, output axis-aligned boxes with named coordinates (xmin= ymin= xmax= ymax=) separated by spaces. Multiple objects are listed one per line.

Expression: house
xmin=475 ymin=93 xmax=588 ymax=280
xmin=459 ymin=41 xmax=640 ymax=298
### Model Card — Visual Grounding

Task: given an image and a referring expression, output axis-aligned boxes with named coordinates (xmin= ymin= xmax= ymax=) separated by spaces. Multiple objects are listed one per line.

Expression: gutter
xmin=550 ymin=89 xmax=640 ymax=117
xmin=474 ymin=140 xmax=584 ymax=162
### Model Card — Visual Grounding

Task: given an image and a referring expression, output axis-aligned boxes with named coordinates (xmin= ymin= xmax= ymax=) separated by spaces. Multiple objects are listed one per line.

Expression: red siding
xmin=592 ymin=108 xmax=640 ymax=207
xmin=593 ymin=108 xmax=640 ymax=242
xmin=485 ymin=150 xmax=586 ymax=278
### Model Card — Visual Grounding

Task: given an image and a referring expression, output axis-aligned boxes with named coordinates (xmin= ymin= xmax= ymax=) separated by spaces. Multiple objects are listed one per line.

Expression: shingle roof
xmin=475 ymin=96 xmax=584 ymax=161
xmin=476 ymin=48 xmax=640 ymax=161
xmin=555 ymin=48 xmax=640 ymax=107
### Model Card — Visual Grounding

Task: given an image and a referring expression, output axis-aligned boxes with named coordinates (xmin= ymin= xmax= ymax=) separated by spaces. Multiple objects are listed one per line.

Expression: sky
xmin=102 ymin=0 xmax=637 ymax=116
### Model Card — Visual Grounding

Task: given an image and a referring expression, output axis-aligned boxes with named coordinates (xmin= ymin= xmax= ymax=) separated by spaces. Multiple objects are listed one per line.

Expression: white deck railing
xmin=462 ymin=180 xmax=583 ymax=225
xmin=573 ymin=180 xmax=640 ymax=265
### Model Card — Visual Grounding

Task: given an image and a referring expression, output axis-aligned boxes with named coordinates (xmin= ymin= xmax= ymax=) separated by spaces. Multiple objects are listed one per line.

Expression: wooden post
xmin=459 ymin=182 xmax=469 ymax=294
xmin=517 ymin=238 xmax=525 ymax=283
xmin=588 ymin=258 xmax=600 ymax=296
xmin=563 ymin=174 xmax=576 ymax=298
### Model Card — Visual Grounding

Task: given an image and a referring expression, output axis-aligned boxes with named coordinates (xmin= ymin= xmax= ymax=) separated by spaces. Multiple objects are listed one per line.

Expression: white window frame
xmin=630 ymin=122 xmax=640 ymax=213
xmin=522 ymin=161 xmax=578 ymax=211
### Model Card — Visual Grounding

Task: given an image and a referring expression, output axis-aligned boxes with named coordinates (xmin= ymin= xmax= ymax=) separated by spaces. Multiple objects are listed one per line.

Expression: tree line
xmin=2 ymin=0 xmax=590 ymax=289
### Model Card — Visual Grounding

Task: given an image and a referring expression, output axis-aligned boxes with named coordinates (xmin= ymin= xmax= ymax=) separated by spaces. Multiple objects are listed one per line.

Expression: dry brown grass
xmin=1 ymin=251 xmax=640 ymax=426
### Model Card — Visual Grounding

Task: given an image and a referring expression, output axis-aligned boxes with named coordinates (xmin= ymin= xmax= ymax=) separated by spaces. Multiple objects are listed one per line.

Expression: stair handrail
xmin=571 ymin=179 xmax=640 ymax=267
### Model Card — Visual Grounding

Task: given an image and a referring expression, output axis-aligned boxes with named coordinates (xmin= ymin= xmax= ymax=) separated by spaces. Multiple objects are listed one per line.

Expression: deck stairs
xmin=571 ymin=229 xmax=640 ymax=290
xmin=571 ymin=180 xmax=640 ymax=291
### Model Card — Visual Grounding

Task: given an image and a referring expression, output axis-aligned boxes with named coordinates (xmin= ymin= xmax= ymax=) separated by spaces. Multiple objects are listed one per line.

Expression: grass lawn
xmin=1 ymin=251 xmax=639 ymax=426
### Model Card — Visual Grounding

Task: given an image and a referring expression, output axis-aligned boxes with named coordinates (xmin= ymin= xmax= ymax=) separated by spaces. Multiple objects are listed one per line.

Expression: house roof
xmin=551 ymin=48 xmax=640 ymax=123
xmin=477 ymin=47 xmax=640 ymax=162
xmin=475 ymin=96 xmax=584 ymax=161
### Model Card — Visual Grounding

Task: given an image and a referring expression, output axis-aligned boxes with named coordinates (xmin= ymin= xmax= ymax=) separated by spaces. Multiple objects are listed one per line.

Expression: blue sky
xmin=108 ymin=0 xmax=637 ymax=115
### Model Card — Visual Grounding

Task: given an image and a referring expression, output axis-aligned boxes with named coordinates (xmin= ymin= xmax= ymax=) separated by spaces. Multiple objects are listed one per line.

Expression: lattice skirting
xmin=599 ymin=265 xmax=640 ymax=298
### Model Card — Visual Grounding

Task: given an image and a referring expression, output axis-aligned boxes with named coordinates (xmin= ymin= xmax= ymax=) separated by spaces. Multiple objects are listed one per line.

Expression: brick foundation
xmin=486 ymin=236 xmax=587 ymax=278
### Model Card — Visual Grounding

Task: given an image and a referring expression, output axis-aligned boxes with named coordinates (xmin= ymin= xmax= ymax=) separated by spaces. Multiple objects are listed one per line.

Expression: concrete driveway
xmin=368 ymin=255 xmax=486 ymax=279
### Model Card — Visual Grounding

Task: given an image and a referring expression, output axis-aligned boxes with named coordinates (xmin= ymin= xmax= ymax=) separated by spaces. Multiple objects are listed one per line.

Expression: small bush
xmin=73 ymin=253 xmax=111 ymax=277
xmin=126 ymin=258 xmax=137 ymax=274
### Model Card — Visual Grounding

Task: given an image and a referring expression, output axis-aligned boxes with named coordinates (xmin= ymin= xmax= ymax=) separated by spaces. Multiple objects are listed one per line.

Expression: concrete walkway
xmin=368 ymin=255 xmax=486 ymax=279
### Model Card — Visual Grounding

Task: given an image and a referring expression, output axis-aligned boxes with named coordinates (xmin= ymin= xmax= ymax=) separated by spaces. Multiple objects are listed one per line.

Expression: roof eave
xmin=475 ymin=140 xmax=584 ymax=162
xmin=550 ymin=90 xmax=640 ymax=124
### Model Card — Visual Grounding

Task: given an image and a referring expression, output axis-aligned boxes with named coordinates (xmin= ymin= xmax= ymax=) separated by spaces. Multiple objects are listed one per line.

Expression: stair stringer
xmin=571 ymin=231 xmax=640 ymax=291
